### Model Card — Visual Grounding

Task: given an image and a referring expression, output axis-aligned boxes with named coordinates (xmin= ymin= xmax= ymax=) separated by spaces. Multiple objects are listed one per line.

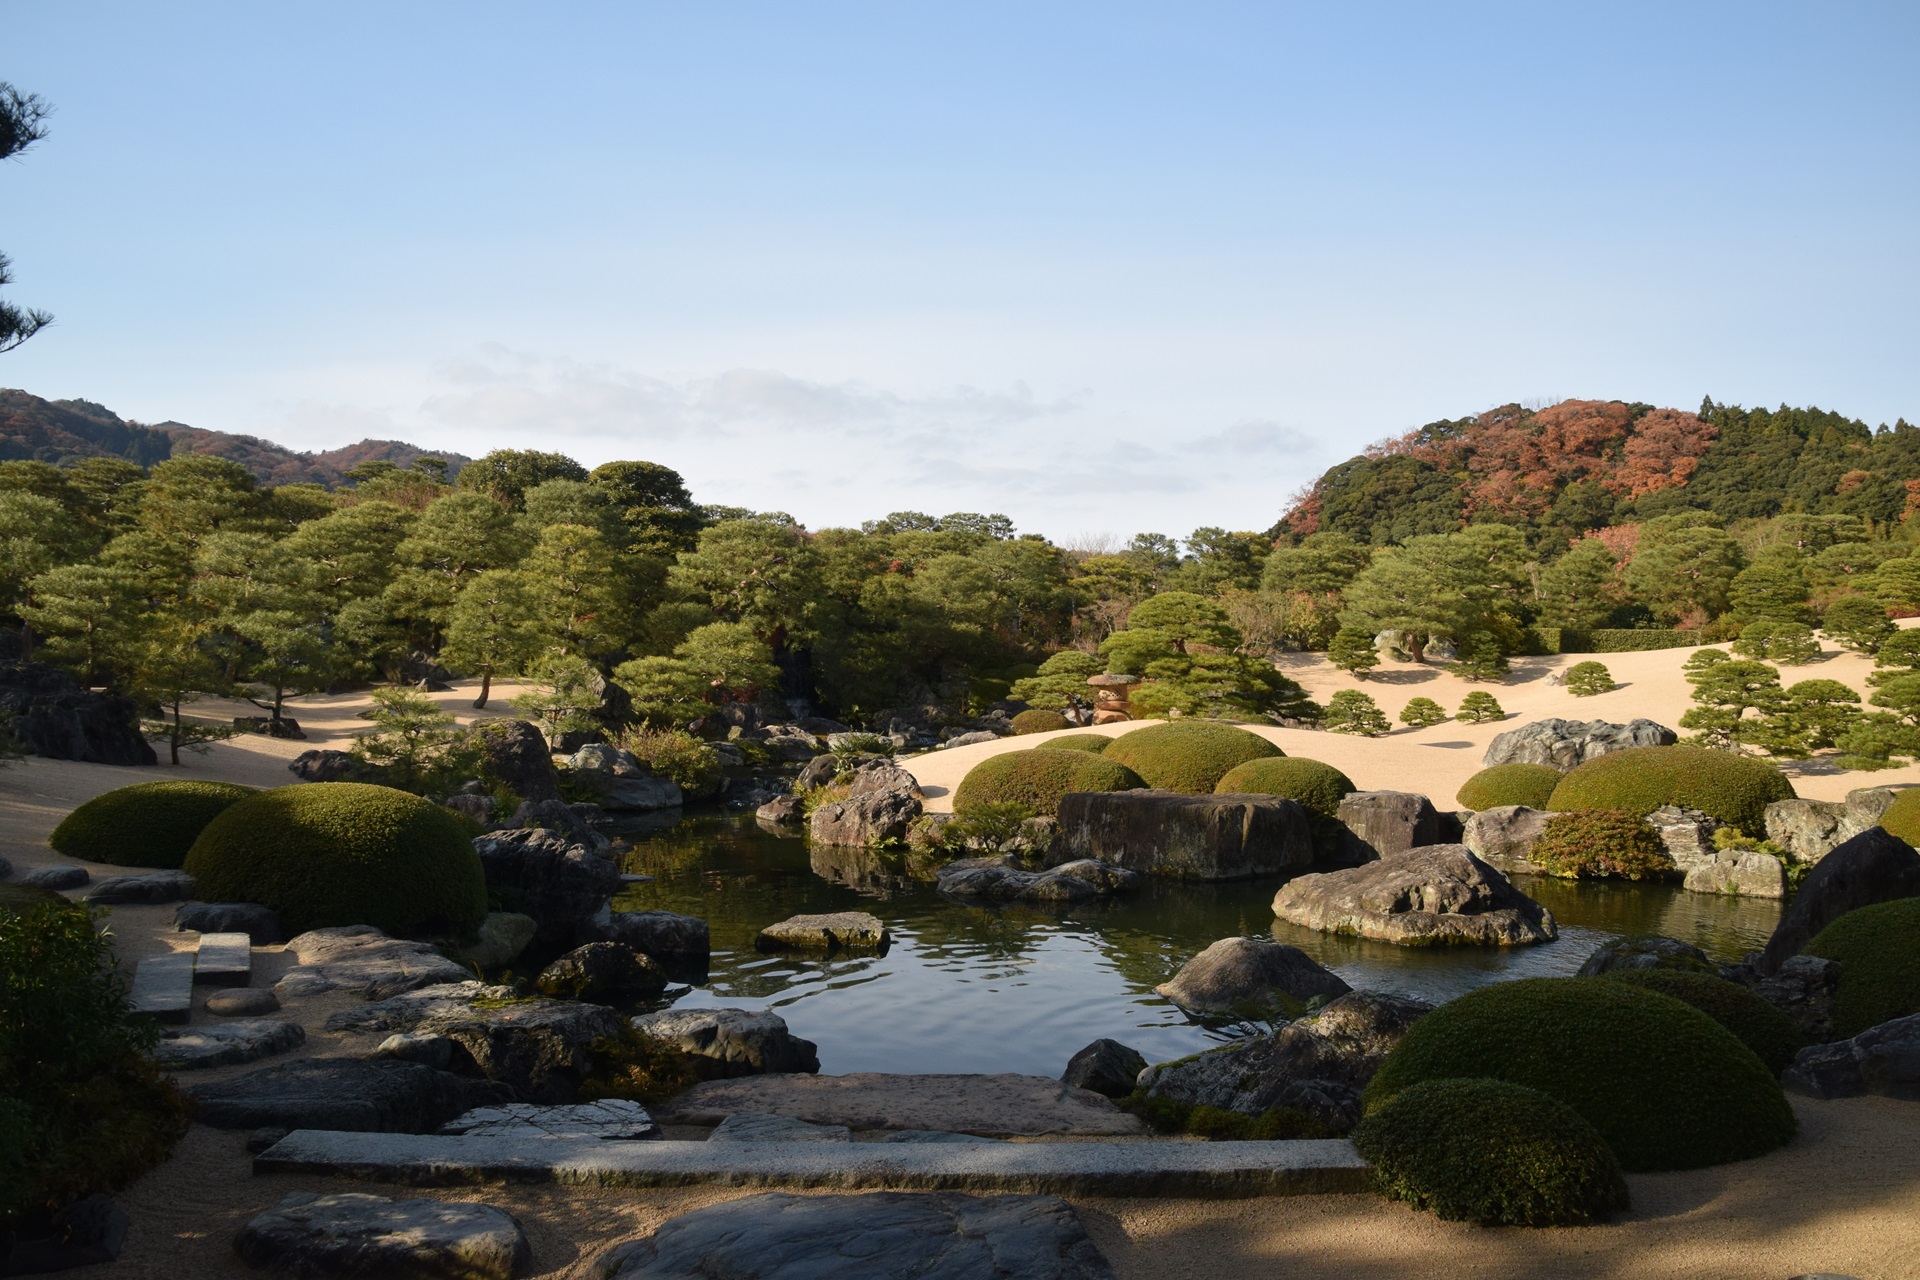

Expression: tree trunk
xmin=1409 ymin=633 xmax=1426 ymax=663
xmin=18 ymin=621 xmax=32 ymax=662
xmin=473 ymin=670 xmax=492 ymax=710
xmin=169 ymin=702 xmax=182 ymax=766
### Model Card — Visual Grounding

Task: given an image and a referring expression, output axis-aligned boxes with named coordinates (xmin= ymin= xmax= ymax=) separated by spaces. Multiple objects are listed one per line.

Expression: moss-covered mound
xmin=1805 ymin=897 xmax=1920 ymax=1037
xmin=1363 ymin=977 xmax=1796 ymax=1171
xmin=1530 ymin=810 xmax=1678 ymax=881
xmin=1352 ymin=1077 xmax=1629 ymax=1226
xmin=1546 ymin=745 xmax=1795 ymax=833
xmin=952 ymin=749 xmax=1145 ymax=817
xmin=1596 ymin=969 xmax=1804 ymax=1073
xmin=1877 ymin=790 xmax=1920 ymax=846
xmin=1042 ymin=734 xmax=1112 ymax=753
xmin=1214 ymin=757 xmax=1355 ymax=817
xmin=1457 ymin=763 xmax=1562 ymax=812
xmin=50 ymin=781 xmax=258 ymax=870
xmin=183 ymin=783 xmax=487 ymax=938
xmin=1010 ymin=709 xmax=1072 ymax=735
xmin=1102 ymin=721 xmax=1282 ymax=794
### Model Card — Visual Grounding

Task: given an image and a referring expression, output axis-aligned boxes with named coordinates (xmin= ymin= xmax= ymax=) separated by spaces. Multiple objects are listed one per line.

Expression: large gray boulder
xmin=597 ymin=908 xmax=711 ymax=958
xmin=1645 ymin=805 xmax=1721 ymax=871
xmin=631 ymin=1007 xmax=820 ymax=1077
xmin=1765 ymin=785 xmax=1920 ymax=865
xmin=1153 ymin=937 xmax=1350 ymax=1017
xmin=174 ymin=901 xmax=283 ymax=942
xmin=1060 ymin=1040 xmax=1148 ymax=1100
xmin=1784 ymin=1013 xmax=1920 ymax=1100
xmin=1576 ymin=934 xmax=1716 ymax=977
xmin=0 ymin=661 xmax=155 ymax=766
xmin=472 ymin=827 xmax=622 ymax=947
xmin=235 ymin=1192 xmax=530 ymax=1280
xmin=187 ymin=1057 xmax=477 ymax=1132
xmin=809 ymin=786 xmax=922 ymax=847
xmin=1271 ymin=845 xmax=1557 ymax=946
xmin=597 ymin=1192 xmax=1113 ymax=1280
xmin=472 ymin=718 xmax=560 ymax=802
xmin=1758 ymin=827 xmax=1920 ymax=973
xmin=535 ymin=941 xmax=668 ymax=1002
xmin=84 ymin=870 xmax=194 ymax=905
xmin=1139 ymin=991 xmax=1433 ymax=1131
xmin=935 ymin=857 xmax=1144 ymax=904
xmin=1683 ymin=848 xmax=1787 ymax=898
xmin=503 ymin=797 xmax=610 ymax=853
xmin=1336 ymin=791 xmax=1444 ymax=861
xmin=1055 ymin=791 xmax=1314 ymax=881
xmin=287 ymin=748 xmax=376 ymax=783
xmin=1482 ymin=716 xmax=1675 ymax=769
xmin=153 ymin=1019 xmax=305 ymax=1071
xmin=567 ymin=744 xmax=685 ymax=812
xmin=1740 ymin=954 xmax=1841 ymax=1041
xmin=274 ymin=926 xmax=473 ymax=1000
xmin=1461 ymin=805 xmax=1557 ymax=873
xmin=844 ymin=758 xmax=925 ymax=800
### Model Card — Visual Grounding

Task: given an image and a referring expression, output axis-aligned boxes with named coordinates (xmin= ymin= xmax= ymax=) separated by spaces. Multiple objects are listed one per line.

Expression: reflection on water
xmin=612 ymin=816 xmax=1784 ymax=1077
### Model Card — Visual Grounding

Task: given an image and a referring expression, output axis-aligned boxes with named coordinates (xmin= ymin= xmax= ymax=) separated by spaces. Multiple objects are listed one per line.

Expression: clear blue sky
xmin=5 ymin=2 xmax=1916 ymax=540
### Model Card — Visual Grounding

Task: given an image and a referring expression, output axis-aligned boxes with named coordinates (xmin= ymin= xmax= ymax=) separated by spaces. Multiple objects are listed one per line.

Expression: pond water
xmin=610 ymin=815 xmax=1784 ymax=1077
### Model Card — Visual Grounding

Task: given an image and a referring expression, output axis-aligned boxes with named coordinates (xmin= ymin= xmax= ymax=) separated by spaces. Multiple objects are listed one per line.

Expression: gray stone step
xmin=130 ymin=952 xmax=196 ymax=1024
xmin=254 ymin=1132 xmax=1369 ymax=1197
xmin=193 ymin=932 xmax=252 ymax=986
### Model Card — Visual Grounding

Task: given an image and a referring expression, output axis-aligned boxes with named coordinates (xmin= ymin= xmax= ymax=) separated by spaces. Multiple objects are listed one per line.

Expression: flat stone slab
xmin=235 ymin=1192 xmax=529 ymax=1280
xmin=256 ymin=1132 xmax=1370 ymax=1197
xmin=440 ymin=1101 xmax=662 ymax=1141
xmin=598 ymin=1191 xmax=1112 ymax=1279
xmin=659 ymin=1073 xmax=1147 ymax=1138
xmin=276 ymin=925 xmax=475 ymax=1000
xmin=154 ymin=1019 xmax=305 ymax=1070
xmin=710 ymin=1113 xmax=851 ymax=1143
xmin=193 ymin=932 xmax=252 ymax=985
xmin=188 ymin=1057 xmax=474 ymax=1133
xmin=129 ymin=951 xmax=195 ymax=1023
xmin=754 ymin=911 xmax=891 ymax=952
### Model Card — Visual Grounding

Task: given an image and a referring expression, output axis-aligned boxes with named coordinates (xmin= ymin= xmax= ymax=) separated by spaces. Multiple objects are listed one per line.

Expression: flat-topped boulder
xmin=1055 ymin=791 xmax=1314 ymax=881
xmin=472 ymin=826 xmax=622 ymax=947
xmin=1683 ymin=848 xmax=1787 ymax=898
xmin=809 ymin=787 xmax=922 ymax=848
xmin=596 ymin=908 xmax=711 ymax=958
xmin=153 ymin=1019 xmax=304 ymax=1071
xmin=21 ymin=864 xmax=88 ymax=890
xmin=275 ymin=926 xmax=473 ymax=1000
xmin=755 ymin=911 xmax=891 ymax=952
xmin=1784 ymin=1013 xmax=1920 ymax=1100
xmin=85 ymin=870 xmax=194 ymax=905
xmin=935 ymin=857 xmax=1143 ymax=904
xmin=657 ymin=1072 xmax=1147 ymax=1138
xmin=1461 ymin=805 xmax=1557 ymax=873
xmin=632 ymin=1007 xmax=820 ymax=1077
xmin=1576 ymin=934 xmax=1716 ymax=977
xmin=1483 ymin=716 xmax=1675 ymax=769
xmin=1758 ymin=827 xmax=1920 ymax=973
xmin=1271 ymin=845 xmax=1556 ymax=947
xmin=536 ymin=941 xmax=668 ymax=1002
xmin=174 ymin=901 xmax=283 ymax=942
xmin=188 ymin=1057 xmax=477 ymax=1132
xmin=236 ymin=1192 xmax=529 ymax=1280
xmin=1336 ymin=792 xmax=1444 ymax=861
xmin=1153 ymin=937 xmax=1350 ymax=1018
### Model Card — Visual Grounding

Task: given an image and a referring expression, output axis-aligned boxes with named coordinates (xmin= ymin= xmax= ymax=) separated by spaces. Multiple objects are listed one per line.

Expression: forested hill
xmin=1272 ymin=398 xmax=1920 ymax=549
xmin=0 ymin=388 xmax=469 ymax=487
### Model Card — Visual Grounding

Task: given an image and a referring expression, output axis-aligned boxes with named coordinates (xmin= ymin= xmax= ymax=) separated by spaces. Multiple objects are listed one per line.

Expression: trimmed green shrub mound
xmin=1877 ymin=790 xmax=1920 ymax=846
xmin=952 ymin=749 xmax=1145 ymax=817
xmin=1805 ymin=897 xmax=1920 ymax=1037
xmin=1546 ymin=745 xmax=1795 ymax=833
xmin=1352 ymin=1078 xmax=1628 ymax=1226
xmin=1530 ymin=810 xmax=1678 ymax=881
xmin=1104 ymin=720 xmax=1282 ymax=793
xmin=1010 ymin=709 xmax=1071 ymax=735
xmin=1215 ymin=757 xmax=1354 ymax=817
xmin=183 ymin=783 xmax=487 ymax=938
xmin=1457 ymin=763 xmax=1561 ymax=811
xmin=1564 ymin=660 xmax=1616 ymax=696
xmin=1363 ymin=977 xmax=1796 ymax=1171
xmin=1042 ymin=733 xmax=1111 ymax=753
xmin=1596 ymin=970 xmax=1804 ymax=1073
xmin=50 ymin=781 xmax=258 ymax=870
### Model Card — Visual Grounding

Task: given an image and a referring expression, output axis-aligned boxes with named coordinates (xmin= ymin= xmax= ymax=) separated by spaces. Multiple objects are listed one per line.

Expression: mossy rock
xmin=1102 ymin=721 xmax=1282 ymax=794
xmin=183 ymin=783 xmax=487 ymax=939
xmin=1546 ymin=745 xmax=1795 ymax=833
xmin=50 ymin=781 xmax=259 ymax=870
xmin=1457 ymin=763 xmax=1561 ymax=812
xmin=952 ymin=750 xmax=1144 ymax=817
xmin=1877 ymin=791 xmax=1920 ymax=846
xmin=1352 ymin=1077 xmax=1629 ymax=1226
xmin=1042 ymin=734 xmax=1111 ymax=754
xmin=1010 ymin=709 xmax=1072 ymax=735
xmin=1363 ymin=977 xmax=1796 ymax=1171
xmin=1596 ymin=969 xmax=1804 ymax=1073
xmin=1804 ymin=897 xmax=1920 ymax=1037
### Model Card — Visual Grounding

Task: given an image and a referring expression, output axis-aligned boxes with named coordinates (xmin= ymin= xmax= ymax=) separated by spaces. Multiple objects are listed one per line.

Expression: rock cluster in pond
xmin=1060 ymin=1039 xmax=1148 ymax=1099
xmin=597 ymin=1192 xmax=1113 ymax=1280
xmin=1785 ymin=1013 xmax=1920 ymax=1100
xmin=1758 ymin=827 xmax=1920 ymax=974
xmin=1055 ymin=791 xmax=1314 ymax=880
xmin=188 ymin=1057 xmax=485 ymax=1132
xmin=631 ymin=1007 xmax=821 ymax=1077
xmin=935 ymin=856 xmax=1144 ymax=904
xmin=275 ymin=926 xmax=473 ymax=1000
xmin=0 ymin=660 xmax=155 ymax=765
xmin=1153 ymin=937 xmax=1351 ymax=1017
xmin=235 ymin=1192 xmax=530 ymax=1280
xmin=1482 ymin=716 xmax=1675 ymax=769
xmin=153 ymin=1019 xmax=305 ymax=1070
xmin=439 ymin=1099 xmax=662 ymax=1140
xmin=1460 ymin=805 xmax=1557 ymax=873
xmin=808 ymin=761 xmax=924 ymax=847
xmin=1271 ymin=845 xmax=1556 ymax=946
xmin=536 ymin=941 xmax=668 ymax=1002
xmin=755 ymin=911 xmax=891 ymax=952
xmin=1139 ymin=991 xmax=1433 ymax=1131
xmin=1335 ymin=791 xmax=1448 ymax=862
xmin=566 ymin=743 xmax=685 ymax=812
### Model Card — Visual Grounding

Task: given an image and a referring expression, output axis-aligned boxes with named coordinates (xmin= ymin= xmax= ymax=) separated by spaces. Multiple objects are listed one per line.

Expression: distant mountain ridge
xmin=0 ymin=388 xmax=469 ymax=487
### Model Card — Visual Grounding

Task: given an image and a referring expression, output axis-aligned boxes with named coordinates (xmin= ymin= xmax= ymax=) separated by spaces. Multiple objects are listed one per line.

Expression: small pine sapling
xmin=1455 ymin=631 xmax=1508 ymax=682
xmin=1399 ymin=696 xmax=1448 ymax=729
xmin=1328 ymin=625 xmax=1380 ymax=680
xmin=1456 ymin=691 xmax=1505 ymax=723
xmin=1563 ymin=661 xmax=1616 ymax=696
xmin=1325 ymin=689 xmax=1391 ymax=736
xmin=1820 ymin=595 xmax=1896 ymax=655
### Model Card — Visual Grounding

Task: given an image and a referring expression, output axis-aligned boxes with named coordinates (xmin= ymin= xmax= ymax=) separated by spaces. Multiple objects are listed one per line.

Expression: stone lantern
xmin=1086 ymin=673 xmax=1141 ymax=725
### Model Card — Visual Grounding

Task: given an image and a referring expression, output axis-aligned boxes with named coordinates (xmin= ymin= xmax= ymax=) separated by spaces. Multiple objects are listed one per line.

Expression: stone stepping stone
xmin=876 ymin=1129 xmax=1003 ymax=1144
xmin=597 ymin=1191 xmax=1111 ymax=1279
xmin=658 ymin=1072 xmax=1147 ymax=1138
xmin=22 ymin=865 xmax=89 ymax=890
xmin=193 ymin=932 xmax=252 ymax=986
xmin=188 ymin=1057 xmax=474 ymax=1133
xmin=754 ymin=911 xmax=891 ymax=952
xmin=129 ymin=952 xmax=196 ymax=1024
xmin=274 ymin=925 xmax=473 ymax=1000
xmin=710 ymin=1113 xmax=851 ymax=1143
xmin=154 ymin=1019 xmax=305 ymax=1071
xmin=86 ymin=870 xmax=195 ymax=905
xmin=439 ymin=1100 xmax=661 ymax=1141
xmin=235 ymin=1192 xmax=529 ymax=1280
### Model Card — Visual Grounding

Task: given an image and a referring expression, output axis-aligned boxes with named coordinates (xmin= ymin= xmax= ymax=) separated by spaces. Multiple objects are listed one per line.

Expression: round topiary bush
xmin=1877 ymin=790 xmax=1920 ymax=846
xmin=1595 ymin=969 xmax=1804 ymax=1073
xmin=1102 ymin=720 xmax=1282 ymax=793
xmin=1456 ymin=763 xmax=1562 ymax=811
xmin=1804 ymin=897 xmax=1920 ymax=1037
xmin=1529 ymin=810 xmax=1677 ymax=881
xmin=50 ymin=781 xmax=259 ymax=870
xmin=1214 ymin=757 xmax=1355 ymax=817
xmin=1564 ymin=660 xmax=1616 ymax=696
xmin=1010 ymin=708 xmax=1072 ymax=736
xmin=1351 ymin=1077 xmax=1629 ymax=1226
xmin=183 ymin=783 xmax=487 ymax=939
xmin=952 ymin=749 xmax=1145 ymax=817
xmin=1363 ymin=977 xmax=1796 ymax=1171
xmin=1042 ymin=733 xmax=1111 ymax=753
xmin=1546 ymin=745 xmax=1796 ymax=833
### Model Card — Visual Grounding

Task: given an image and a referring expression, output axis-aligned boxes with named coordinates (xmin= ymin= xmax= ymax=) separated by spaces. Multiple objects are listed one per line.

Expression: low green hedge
xmin=1352 ymin=1078 xmax=1629 ymax=1226
xmin=1103 ymin=721 xmax=1282 ymax=793
xmin=1804 ymin=897 xmax=1920 ymax=1037
xmin=1042 ymin=734 xmax=1112 ymax=753
xmin=1530 ymin=810 xmax=1678 ymax=881
xmin=1010 ymin=709 xmax=1072 ymax=735
xmin=1596 ymin=969 xmax=1804 ymax=1073
xmin=183 ymin=783 xmax=488 ymax=938
xmin=1542 ymin=629 xmax=1696 ymax=654
xmin=1546 ymin=745 xmax=1795 ymax=833
xmin=50 ymin=781 xmax=258 ymax=870
xmin=1456 ymin=763 xmax=1562 ymax=811
xmin=1363 ymin=977 xmax=1796 ymax=1171
xmin=952 ymin=749 xmax=1144 ymax=817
